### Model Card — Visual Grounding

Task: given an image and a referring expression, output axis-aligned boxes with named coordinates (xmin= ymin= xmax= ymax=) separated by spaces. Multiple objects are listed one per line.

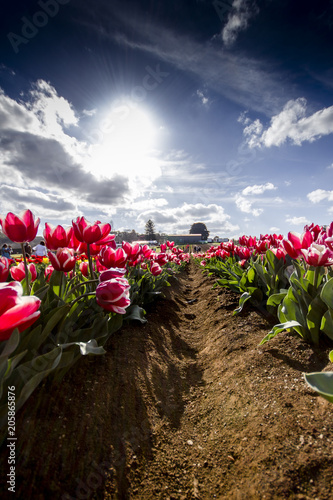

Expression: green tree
xmin=189 ymin=222 xmax=209 ymax=241
xmin=145 ymin=219 xmax=156 ymax=240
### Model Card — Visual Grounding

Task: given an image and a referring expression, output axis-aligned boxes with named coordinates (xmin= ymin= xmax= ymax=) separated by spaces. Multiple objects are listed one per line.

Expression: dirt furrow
xmin=0 ymin=261 xmax=333 ymax=500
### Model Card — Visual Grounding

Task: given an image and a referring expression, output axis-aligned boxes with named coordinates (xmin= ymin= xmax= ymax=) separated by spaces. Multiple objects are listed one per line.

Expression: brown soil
xmin=1 ymin=260 xmax=333 ymax=500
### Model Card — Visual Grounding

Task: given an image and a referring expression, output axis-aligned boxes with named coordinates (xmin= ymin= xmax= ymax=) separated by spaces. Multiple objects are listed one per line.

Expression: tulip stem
xmin=87 ymin=244 xmax=94 ymax=280
xmin=63 ymin=279 xmax=98 ymax=301
xmin=21 ymin=243 xmax=30 ymax=294
xmin=70 ymin=292 xmax=96 ymax=308
xmin=59 ymin=271 xmax=64 ymax=299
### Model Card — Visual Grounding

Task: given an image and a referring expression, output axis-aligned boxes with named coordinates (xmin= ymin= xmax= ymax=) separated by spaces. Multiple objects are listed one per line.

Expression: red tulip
xmin=99 ymin=268 xmax=126 ymax=281
xmin=325 ymin=237 xmax=333 ymax=251
xmin=142 ymin=245 xmax=153 ymax=258
xmin=0 ymin=209 xmax=40 ymax=243
xmin=122 ymin=242 xmax=141 ymax=261
xmin=48 ymin=248 xmax=76 ymax=272
xmin=43 ymin=223 xmax=73 ymax=250
xmin=155 ymin=253 xmax=168 ymax=266
xmin=304 ymin=223 xmax=322 ymax=241
xmin=45 ymin=265 xmax=54 ymax=281
xmin=160 ymin=243 xmax=167 ymax=252
xmin=288 ymin=230 xmax=313 ymax=250
xmin=0 ymin=282 xmax=41 ymax=341
xmin=0 ymin=257 xmax=9 ymax=282
xmin=270 ymin=246 xmax=287 ymax=260
xmin=79 ymin=261 xmax=89 ymax=277
xmin=256 ymin=239 xmax=270 ymax=254
xmin=150 ymin=262 xmax=162 ymax=276
xmin=99 ymin=247 xmax=127 ymax=269
xmin=96 ymin=277 xmax=131 ymax=314
xmin=301 ymin=244 xmax=333 ymax=267
xmin=72 ymin=216 xmax=111 ymax=245
xmin=10 ymin=262 xmax=37 ymax=282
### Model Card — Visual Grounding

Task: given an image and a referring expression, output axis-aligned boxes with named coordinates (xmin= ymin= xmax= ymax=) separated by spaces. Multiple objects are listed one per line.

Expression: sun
xmin=85 ymin=103 xmax=161 ymax=185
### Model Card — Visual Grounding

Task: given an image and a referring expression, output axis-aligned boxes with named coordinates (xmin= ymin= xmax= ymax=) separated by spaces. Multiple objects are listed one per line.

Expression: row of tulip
xmin=196 ymin=222 xmax=333 ymax=403
xmin=0 ymin=210 xmax=190 ymax=431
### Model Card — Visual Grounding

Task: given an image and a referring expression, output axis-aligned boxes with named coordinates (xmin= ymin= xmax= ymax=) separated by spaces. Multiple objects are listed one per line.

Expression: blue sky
xmin=0 ymin=0 xmax=332 ymax=238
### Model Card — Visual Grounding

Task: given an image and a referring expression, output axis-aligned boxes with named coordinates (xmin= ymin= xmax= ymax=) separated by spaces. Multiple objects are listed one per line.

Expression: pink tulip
xmin=48 ymin=248 xmax=76 ymax=272
xmin=72 ymin=216 xmax=111 ymax=245
xmin=0 ymin=282 xmax=41 ymax=341
xmin=10 ymin=262 xmax=37 ymax=282
xmin=0 ymin=209 xmax=40 ymax=243
xmin=96 ymin=277 xmax=131 ymax=314
xmin=44 ymin=223 xmax=73 ymax=250
xmin=301 ymin=244 xmax=333 ymax=267
xmin=160 ymin=243 xmax=167 ymax=252
xmin=0 ymin=257 xmax=9 ymax=282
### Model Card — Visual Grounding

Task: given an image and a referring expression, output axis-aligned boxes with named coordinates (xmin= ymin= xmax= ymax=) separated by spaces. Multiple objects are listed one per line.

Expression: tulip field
xmin=196 ymin=224 xmax=333 ymax=402
xmin=0 ymin=210 xmax=190 ymax=432
xmin=1 ymin=210 xmax=333 ymax=498
xmin=0 ymin=211 xmax=333 ymax=431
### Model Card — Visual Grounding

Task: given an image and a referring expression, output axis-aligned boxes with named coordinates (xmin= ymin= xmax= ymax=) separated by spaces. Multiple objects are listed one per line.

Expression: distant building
xmin=166 ymin=234 xmax=202 ymax=244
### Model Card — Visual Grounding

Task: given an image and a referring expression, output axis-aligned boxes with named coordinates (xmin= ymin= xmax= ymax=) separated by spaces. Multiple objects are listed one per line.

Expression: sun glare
xmin=85 ymin=104 xmax=161 ymax=185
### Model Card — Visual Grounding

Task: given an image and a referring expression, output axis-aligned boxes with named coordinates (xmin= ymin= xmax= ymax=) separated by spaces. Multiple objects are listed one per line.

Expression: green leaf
xmin=0 ymin=328 xmax=20 ymax=359
xmin=306 ymin=295 xmax=328 ymax=345
xmin=58 ymin=339 xmax=106 ymax=355
xmin=304 ymin=372 xmax=333 ymax=403
xmin=259 ymin=320 xmax=302 ymax=345
xmin=42 ymin=304 xmax=71 ymax=337
xmin=15 ymin=347 xmax=62 ymax=411
xmin=247 ymin=267 xmax=256 ymax=284
xmin=233 ymin=292 xmax=251 ymax=315
xmin=329 ymin=350 xmax=333 ymax=363
xmin=124 ymin=305 xmax=147 ymax=323
xmin=267 ymin=291 xmax=288 ymax=308
xmin=320 ymin=310 xmax=333 ymax=341
xmin=321 ymin=278 xmax=333 ymax=310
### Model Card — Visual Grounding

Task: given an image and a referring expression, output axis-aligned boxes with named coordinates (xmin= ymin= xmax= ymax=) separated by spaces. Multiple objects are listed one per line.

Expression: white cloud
xmin=307 ymin=189 xmax=333 ymax=203
xmin=242 ymin=182 xmax=277 ymax=196
xmin=286 ymin=216 xmax=310 ymax=226
xmin=235 ymin=195 xmax=263 ymax=216
xmin=82 ymin=108 xmax=97 ymax=117
xmin=136 ymin=202 xmax=239 ymax=234
xmin=222 ymin=0 xmax=259 ymax=46
xmin=196 ymin=89 xmax=210 ymax=106
xmin=269 ymin=226 xmax=280 ymax=232
xmin=0 ymin=81 xmax=132 ymax=216
xmin=243 ymin=98 xmax=333 ymax=148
